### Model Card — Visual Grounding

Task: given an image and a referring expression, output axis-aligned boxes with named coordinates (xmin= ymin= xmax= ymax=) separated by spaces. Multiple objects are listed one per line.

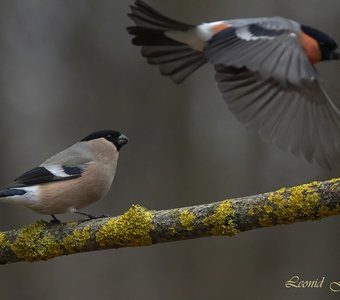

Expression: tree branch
xmin=0 ymin=178 xmax=339 ymax=264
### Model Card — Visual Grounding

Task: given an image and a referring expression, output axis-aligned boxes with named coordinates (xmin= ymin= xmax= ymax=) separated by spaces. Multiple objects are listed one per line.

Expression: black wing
xmin=14 ymin=165 xmax=84 ymax=186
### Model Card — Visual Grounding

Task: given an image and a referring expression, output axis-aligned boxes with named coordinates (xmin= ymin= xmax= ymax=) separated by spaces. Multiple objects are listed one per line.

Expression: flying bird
xmin=127 ymin=0 xmax=340 ymax=168
xmin=0 ymin=130 xmax=128 ymax=222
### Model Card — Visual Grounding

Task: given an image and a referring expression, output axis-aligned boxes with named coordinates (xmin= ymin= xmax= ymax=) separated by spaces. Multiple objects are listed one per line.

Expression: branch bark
xmin=0 ymin=178 xmax=339 ymax=264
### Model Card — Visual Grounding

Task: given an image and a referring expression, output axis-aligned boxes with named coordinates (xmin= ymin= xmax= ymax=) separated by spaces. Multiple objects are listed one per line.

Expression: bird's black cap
xmin=81 ymin=130 xmax=129 ymax=150
xmin=301 ymin=25 xmax=338 ymax=61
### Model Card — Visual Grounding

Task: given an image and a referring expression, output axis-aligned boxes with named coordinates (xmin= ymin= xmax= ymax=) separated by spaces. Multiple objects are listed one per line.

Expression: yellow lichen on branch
xmin=179 ymin=210 xmax=195 ymax=231
xmin=96 ymin=205 xmax=154 ymax=248
xmin=10 ymin=221 xmax=64 ymax=261
xmin=63 ymin=225 xmax=91 ymax=253
xmin=203 ymin=200 xmax=239 ymax=236
xmin=0 ymin=178 xmax=338 ymax=264
xmin=268 ymin=181 xmax=326 ymax=223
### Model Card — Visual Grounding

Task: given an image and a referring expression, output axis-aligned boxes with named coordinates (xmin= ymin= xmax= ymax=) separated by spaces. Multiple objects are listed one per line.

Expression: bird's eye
xmin=105 ymin=134 xmax=113 ymax=141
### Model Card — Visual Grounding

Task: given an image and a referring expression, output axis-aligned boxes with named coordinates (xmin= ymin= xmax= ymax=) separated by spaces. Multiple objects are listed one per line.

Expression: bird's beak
xmin=117 ymin=134 xmax=129 ymax=149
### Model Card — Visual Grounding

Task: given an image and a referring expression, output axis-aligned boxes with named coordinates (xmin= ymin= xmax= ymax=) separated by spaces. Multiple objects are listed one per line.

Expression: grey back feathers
xmin=204 ymin=19 xmax=317 ymax=84
xmin=42 ymin=141 xmax=93 ymax=167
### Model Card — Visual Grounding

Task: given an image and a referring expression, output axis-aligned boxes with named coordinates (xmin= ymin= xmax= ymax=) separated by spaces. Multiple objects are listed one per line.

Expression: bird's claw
xmin=50 ymin=215 xmax=62 ymax=224
xmin=76 ymin=213 xmax=110 ymax=224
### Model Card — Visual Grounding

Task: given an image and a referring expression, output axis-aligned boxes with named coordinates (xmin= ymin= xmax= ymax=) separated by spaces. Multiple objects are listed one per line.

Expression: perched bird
xmin=127 ymin=0 xmax=340 ymax=168
xmin=0 ymin=130 xmax=128 ymax=222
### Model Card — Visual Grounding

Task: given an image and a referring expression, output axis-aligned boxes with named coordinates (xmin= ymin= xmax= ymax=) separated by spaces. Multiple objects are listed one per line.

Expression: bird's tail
xmin=127 ymin=0 xmax=207 ymax=83
xmin=0 ymin=188 xmax=26 ymax=203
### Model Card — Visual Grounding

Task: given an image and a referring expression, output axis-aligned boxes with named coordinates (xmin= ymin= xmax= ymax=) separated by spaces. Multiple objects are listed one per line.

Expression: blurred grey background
xmin=0 ymin=0 xmax=339 ymax=299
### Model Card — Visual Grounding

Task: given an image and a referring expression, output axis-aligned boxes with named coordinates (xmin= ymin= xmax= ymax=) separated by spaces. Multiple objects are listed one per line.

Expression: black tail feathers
xmin=128 ymin=0 xmax=193 ymax=31
xmin=127 ymin=0 xmax=207 ymax=83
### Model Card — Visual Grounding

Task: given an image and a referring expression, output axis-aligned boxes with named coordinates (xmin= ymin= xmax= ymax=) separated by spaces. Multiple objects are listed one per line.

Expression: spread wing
xmin=204 ymin=18 xmax=318 ymax=85
xmin=215 ymin=65 xmax=340 ymax=168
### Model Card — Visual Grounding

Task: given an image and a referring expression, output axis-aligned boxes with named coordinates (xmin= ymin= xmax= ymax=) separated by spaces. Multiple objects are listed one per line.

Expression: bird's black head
xmin=81 ymin=130 xmax=129 ymax=151
xmin=301 ymin=25 xmax=339 ymax=61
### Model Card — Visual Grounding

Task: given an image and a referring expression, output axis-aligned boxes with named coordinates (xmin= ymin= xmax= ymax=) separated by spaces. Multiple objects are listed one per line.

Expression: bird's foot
xmin=75 ymin=211 xmax=110 ymax=223
xmin=49 ymin=214 xmax=62 ymax=224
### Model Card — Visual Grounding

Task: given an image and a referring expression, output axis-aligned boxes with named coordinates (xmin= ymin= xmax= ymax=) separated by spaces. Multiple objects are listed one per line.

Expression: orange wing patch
xmin=211 ymin=22 xmax=232 ymax=33
xmin=300 ymin=32 xmax=321 ymax=64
